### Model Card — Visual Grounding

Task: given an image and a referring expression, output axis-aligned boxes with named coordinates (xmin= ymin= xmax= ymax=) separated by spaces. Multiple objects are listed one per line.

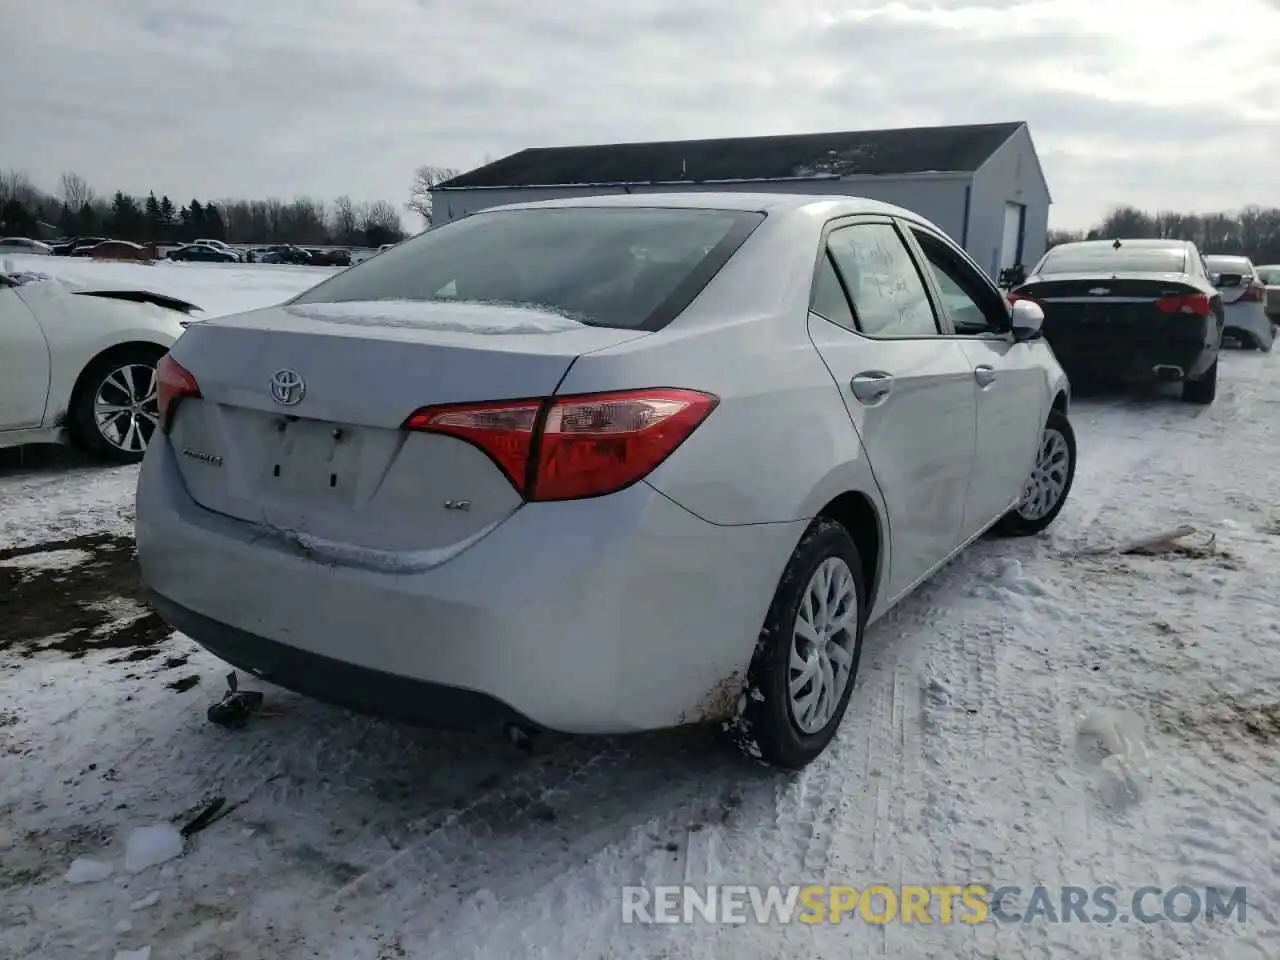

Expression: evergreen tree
xmin=203 ymin=203 xmax=226 ymax=241
xmin=159 ymin=195 xmax=175 ymax=226
xmin=0 ymin=198 xmax=37 ymax=236
xmin=77 ymin=202 xmax=97 ymax=234
xmin=187 ymin=199 xmax=205 ymax=241
xmin=110 ymin=191 xmax=142 ymax=239
xmin=57 ymin=203 xmax=77 ymax=237
xmin=144 ymin=191 xmax=162 ymax=237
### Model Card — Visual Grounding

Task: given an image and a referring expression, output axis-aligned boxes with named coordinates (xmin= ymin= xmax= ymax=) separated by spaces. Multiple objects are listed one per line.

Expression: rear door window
xmin=826 ymin=223 xmax=939 ymax=338
xmin=809 ymin=254 xmax=857 ymax=332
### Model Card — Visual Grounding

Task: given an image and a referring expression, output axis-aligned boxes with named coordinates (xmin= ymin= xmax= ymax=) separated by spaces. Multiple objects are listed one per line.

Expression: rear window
xmin=1037 ymin=245 xmax=1188 ymax=275
xmin=1257 ymin=266 xmax=1280 ymax=285
xmin=290 ymin=206 xmax=764 ymax=331
xmin=1205 ymin=256 xmax=1252 ymax=276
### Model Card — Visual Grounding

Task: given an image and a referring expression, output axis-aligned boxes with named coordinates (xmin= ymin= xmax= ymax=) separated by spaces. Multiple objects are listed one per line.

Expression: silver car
xmin=1205 ymin=254 xmax=1274 ymax=351
xmin=136 ymin=193 xmax=1074 ymax=770
xmin=1255 ymin=263 xmax=1280 ymax=323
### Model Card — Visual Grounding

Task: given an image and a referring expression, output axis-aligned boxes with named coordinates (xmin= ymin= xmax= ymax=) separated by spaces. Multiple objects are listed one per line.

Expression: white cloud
xmin=1 ymin=0 xmax=1277 ymax=228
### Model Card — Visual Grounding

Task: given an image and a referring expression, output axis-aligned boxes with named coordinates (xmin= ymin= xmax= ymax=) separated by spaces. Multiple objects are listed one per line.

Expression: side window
xmin=826 ymin=223 xmax=939 ymax=338
xmin=910 ymin=229 xmax=1010 ymax=336
xmin=809 ymin=253 xmax=857 ymax=332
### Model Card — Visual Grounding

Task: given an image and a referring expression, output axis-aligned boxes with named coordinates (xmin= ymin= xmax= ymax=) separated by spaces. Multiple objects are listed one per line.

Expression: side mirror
xmin=1010 ymin=299 xmax=1044 ymax=341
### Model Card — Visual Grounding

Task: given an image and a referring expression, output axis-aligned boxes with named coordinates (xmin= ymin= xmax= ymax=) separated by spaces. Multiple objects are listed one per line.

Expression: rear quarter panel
xmin=555 ymin=206 xmax=887 ymax=530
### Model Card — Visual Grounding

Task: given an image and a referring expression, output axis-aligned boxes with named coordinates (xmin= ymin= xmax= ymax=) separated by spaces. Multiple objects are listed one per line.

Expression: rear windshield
xmin=1037 ymin=245 xmax=1188 ymax=275
xmin=1258 ymin=266 xmax=1280 ymax=284
xmin=290 ymin=207 xmax=764 ymax=331
xmin=1205 ymin=256 xmax=1252 ymax=276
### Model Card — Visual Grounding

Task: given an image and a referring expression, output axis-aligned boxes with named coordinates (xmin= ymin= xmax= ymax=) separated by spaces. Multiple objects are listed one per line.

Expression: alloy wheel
xmin=788 ymin=557 xmax=859 ymax=734
xmin=1017 ymin=426 xmax=1070 ymax=521
xmin=92 ymin=362 xmax=159 ymax=455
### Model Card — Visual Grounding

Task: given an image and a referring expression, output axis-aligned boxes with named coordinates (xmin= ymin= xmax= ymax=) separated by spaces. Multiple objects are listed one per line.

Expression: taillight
xmin=1007 ymin=290 xmax=1040 ymax=306
xmin=1155 ymin=292 xmax=1213 ymax=317
xmin=403 ymin=388 xmax=719 ymax=501
xmin=403 ymin=398 xmax=541 ymax=493
xmin=156 ymin=354 xmax=201 ymax=432
xmin=1240 ymin=282 xmax=1264 ymax=302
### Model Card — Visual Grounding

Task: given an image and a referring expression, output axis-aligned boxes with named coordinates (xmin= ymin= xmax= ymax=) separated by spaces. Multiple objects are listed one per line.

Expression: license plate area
xmin=262 ymin=417 xmax=365 ymax=502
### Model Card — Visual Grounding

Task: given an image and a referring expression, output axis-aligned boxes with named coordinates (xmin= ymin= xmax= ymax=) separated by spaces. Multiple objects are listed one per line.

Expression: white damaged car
xmin=0 ymin=264 xmax=199 ymax=463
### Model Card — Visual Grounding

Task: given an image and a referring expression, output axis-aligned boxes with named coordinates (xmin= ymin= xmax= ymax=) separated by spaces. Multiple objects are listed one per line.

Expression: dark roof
xmin=438 ymin=121 xmax=1024 ymax=190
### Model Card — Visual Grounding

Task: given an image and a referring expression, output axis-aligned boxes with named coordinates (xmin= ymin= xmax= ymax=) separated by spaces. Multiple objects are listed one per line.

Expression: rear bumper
xmin=136 ymin=439 xmax=802 ymax=734
xmin=146 ymin=590 xmax=536 ymax=729
xmin=1222 ymin=301 xmax=1274 ymax=348
xmin=1044 ymin=319 xmax=1217 ymax=383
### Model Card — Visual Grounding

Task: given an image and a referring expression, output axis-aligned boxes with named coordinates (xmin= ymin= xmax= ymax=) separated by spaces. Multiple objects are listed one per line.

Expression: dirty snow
xmin=0 ymin=547 xmax=92 ymax=572
xmin=285 ymin=298 xmax=586 ymax=334
xmin=1 ymin=261 xmax=1278 ymax=959
xmin=64 ymin=858 xmax=114 ymax=885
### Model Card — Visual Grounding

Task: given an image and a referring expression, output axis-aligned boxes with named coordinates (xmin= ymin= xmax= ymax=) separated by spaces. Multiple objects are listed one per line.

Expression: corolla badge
xmin=270 ymin=369 xmax=305 ymax=405
xmin=1088 ymin=287 xmax=1110 ymax=296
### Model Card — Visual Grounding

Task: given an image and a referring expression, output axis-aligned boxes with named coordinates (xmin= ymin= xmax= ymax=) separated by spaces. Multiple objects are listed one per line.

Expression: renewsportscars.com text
xmin=621 ymin=884 xmax=1248 ymax=925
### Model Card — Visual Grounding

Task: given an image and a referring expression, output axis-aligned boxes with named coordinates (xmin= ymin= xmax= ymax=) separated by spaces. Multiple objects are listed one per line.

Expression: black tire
xmin=994 ymin=409 xmax=1077 ymax=537
xmin=70 ymin=345 xmax=166 ymax=464
xmin=725 ymin=518 xmax=866 ymax=770
xmin=1181 ymin=359 xmax=1217 ymax=404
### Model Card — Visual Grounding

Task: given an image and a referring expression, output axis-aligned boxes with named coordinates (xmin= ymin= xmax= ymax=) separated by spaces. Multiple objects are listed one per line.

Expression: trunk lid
xmin=1016 ymin=272 xmax=1210 ymax=361
xmin=1211 ymin=272 xmax=1252 ymax=305
xmin=166 ymin=300 xmax=647 ymax=561
xmin=1019 ymin=272 xmax=1204 ymax=331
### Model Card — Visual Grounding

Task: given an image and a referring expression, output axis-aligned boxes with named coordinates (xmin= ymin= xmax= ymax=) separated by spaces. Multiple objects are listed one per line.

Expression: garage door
xmin=1000 ymin=202 xmax=1024 ymax=271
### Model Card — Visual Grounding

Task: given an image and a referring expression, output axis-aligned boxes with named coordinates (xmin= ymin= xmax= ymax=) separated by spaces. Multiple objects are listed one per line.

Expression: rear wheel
xmin=71 ymin=346 xmax=165 ymax=464
xmin=1181 ymin=359 xmax=1217 ymax=404
xmin=995 ymin=410 xmax=1076 ymax=537
xmin=726 ymin=518 xmax=866 ymax=770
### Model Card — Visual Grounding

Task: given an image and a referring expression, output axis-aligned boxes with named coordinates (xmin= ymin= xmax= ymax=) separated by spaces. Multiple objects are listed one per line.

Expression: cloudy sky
xmin=3 ymin=0 xmax=1277 ymax=229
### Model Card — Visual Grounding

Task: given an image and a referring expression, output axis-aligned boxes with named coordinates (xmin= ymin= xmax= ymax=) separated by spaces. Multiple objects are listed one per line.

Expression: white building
xmin=430 ymin=121 xmax=1052 ymax=280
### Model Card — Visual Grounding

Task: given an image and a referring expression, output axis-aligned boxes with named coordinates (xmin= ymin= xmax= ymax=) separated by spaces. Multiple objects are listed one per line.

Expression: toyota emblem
xmin=270 ymin=369 xmax=305 ymax=405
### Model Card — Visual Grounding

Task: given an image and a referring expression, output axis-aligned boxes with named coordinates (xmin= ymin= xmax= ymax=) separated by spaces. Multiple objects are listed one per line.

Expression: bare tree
xmin=0 ymin=169 xmax=39 ymax=206
xmin=331 ymin=195 xmax=360 ymax=244
xmin=407 ymin=164 xmax=461 ymax=227
xmin=58 ymin=171 xmax=94 ymax=211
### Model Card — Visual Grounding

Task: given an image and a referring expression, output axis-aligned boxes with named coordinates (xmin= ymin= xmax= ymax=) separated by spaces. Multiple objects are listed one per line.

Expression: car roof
xmin=1204 ymin=254 xmax=1252 ymax=266
xmin=482 ymin=190 xmax=931 ymax=223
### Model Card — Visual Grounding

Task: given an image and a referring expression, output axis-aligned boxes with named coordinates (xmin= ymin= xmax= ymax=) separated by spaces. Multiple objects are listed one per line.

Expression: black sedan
xmin=1009 ymin=238 xmax=1224 ymax=404
xmin=167 ymin=244 xmax=239 ymax=263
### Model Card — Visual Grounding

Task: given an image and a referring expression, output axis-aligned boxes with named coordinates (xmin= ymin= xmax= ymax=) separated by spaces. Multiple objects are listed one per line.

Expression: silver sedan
xmin=135 ymin=192 xmax=1074 ymax=769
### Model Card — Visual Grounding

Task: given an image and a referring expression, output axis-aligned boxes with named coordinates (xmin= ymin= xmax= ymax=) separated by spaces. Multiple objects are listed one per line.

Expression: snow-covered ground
xmin=1 ymin=264 xmax=1277 ymax=959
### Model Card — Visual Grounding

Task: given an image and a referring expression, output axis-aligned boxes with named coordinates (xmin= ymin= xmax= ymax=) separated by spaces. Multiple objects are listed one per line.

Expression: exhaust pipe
xmin=1152 ymin=365 xmax=1184 ymax=381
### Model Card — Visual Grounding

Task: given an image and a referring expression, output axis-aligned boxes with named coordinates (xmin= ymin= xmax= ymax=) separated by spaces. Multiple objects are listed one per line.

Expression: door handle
xmin=974 ymin=365 xmax=997 ymax=387
xmin=850 ymin=371 xmax=895 ymax=404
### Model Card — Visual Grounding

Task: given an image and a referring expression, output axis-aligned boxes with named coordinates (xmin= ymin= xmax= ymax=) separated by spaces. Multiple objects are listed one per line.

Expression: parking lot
xmin=1 ymin=259 xmax=1278 ymax=960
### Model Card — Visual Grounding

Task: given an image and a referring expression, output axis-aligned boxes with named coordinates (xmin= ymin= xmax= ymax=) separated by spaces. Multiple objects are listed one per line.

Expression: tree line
xmin=0 ymin=169 xmax=407 ymax=248
xmin=1047 ymin=204 xmax=1280 ymax=264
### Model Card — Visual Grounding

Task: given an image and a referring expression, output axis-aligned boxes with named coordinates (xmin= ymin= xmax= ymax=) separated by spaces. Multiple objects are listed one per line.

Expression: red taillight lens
xmin=1155 ymin=292 xmax=1213 ymax=317
xmin=403 ymin=398 xmax=542 ymax=494
xmin=534 ymin=389 xmax=719 ymax=501
xmin=1240 ymin=282 xmax=1264 ymax=302
xmin=403 ymin=388 xmax=719 ymax=501
xmin=156 ymin=354 xmax=201 ymax=432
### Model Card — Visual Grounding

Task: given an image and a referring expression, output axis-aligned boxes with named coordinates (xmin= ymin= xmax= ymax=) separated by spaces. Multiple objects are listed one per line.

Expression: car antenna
xmin=1112 ymin=238 xmax=1122 ymax=249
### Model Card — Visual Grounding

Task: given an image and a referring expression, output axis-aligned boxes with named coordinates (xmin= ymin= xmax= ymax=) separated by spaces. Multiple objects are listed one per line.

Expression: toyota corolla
xmin=136 ymin=193 xmax=1074 ymax=769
